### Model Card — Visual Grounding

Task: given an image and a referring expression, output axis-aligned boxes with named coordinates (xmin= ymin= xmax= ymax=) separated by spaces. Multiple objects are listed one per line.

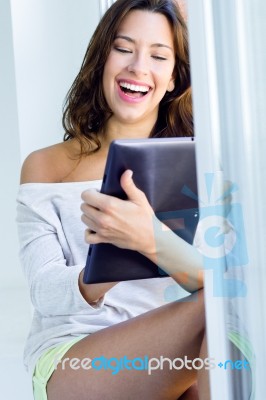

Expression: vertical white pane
xmin=99 ymin=0 xmax=116 ymax=16
xmin=188 ymin=0 xmax=266 ymax=398
xmin=187 ymin=0 xmax=231 ymax=398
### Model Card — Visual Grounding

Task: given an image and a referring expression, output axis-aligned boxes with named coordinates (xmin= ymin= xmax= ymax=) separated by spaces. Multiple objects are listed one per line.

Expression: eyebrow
xmin=115 ymin=35 xmax=173 ymax=51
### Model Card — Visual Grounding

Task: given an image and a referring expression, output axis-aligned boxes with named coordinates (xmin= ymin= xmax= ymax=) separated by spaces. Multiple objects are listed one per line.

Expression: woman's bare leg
xmin=47 ymin=289 xmax=210 ymax=400
xmin=179 ymin=383 xmax=199 ymax=400
xmin=197 ymin=333 xmax=210 ymax=400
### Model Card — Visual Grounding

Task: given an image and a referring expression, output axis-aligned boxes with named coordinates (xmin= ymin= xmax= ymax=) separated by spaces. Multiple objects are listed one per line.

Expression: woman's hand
xmin=81 ymin=170 xmax=156 ymax=257
xmin=81 ymin=169 xmax=205 ymax=292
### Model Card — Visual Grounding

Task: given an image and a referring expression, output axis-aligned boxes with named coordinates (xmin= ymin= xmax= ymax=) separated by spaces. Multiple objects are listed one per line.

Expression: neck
xmin=101 ymin=117 xmax=156 ymax=147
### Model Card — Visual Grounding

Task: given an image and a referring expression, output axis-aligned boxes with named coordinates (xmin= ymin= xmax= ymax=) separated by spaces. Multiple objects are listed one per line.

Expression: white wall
xmin=0 ymin=1 xmax=100 ymax=398
xmin=0 ymin=0 xmax=22 ymax=288
xmin=10 ymin=0 xmax=100 ymax=161
xmin=0 ymin=0 xmax=33 ymax=395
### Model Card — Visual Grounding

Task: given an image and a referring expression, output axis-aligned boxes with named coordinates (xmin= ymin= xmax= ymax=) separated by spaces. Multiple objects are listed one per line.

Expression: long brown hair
xmin=63 ymin=0 xmax=193 ymax=155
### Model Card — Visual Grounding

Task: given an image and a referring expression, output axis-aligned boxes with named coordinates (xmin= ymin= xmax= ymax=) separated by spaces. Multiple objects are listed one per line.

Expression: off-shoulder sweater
xmin=16 ymin=181 xmax=189 ymax=375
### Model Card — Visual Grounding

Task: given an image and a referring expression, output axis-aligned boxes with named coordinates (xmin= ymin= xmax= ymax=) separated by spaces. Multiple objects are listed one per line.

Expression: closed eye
xmin=114 ymin=47 xmax=132 ymax=54
xmin=152 ymin=55 xmax=167 ymax=61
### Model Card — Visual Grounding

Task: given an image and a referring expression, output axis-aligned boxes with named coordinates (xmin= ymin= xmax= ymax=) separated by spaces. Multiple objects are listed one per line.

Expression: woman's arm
xmin=78 ymin=269 xmax=118 ymax=304
xmin=142 ymin=217 xmax=203 ymax=292
xmin=17 ymin=199 xmax=118 ymax=310
xmin=18 ymin=150 xmax=117 ymax=315
xmin=81 ymin=170 xmax=204 ymax=293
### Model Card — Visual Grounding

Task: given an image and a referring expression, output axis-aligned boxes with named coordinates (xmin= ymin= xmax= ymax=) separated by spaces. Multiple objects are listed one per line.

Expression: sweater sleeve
xmin=16 ymin=186 xmax=105 ymax=317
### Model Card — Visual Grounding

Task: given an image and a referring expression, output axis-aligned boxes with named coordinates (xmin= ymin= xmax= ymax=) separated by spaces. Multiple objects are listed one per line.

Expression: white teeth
xmin=119 ymin=81 xmax=149 ymax=93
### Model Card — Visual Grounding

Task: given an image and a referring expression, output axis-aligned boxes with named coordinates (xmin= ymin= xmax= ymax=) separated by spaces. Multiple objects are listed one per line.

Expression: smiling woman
xmin=102 ymin=10 xmax=175 ymax=130
xmin=62 ymin=0 xmax=192 ymax=158
xmin=16 ymin=1 xmax=208 ymax=400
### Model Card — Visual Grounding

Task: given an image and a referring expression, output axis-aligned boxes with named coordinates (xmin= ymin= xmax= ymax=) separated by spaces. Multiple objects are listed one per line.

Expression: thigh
xmin=47 ymin=289 xmax=205 ymax=400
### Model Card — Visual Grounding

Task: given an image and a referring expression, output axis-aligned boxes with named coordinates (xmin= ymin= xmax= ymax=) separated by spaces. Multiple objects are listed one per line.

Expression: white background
xmin=0 ymin=0 xmax=99 ymax=398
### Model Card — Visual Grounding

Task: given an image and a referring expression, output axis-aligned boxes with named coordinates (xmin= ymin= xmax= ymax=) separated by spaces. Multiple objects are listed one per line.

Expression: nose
xmin=127 ymin=52 xmax=148 ymax=76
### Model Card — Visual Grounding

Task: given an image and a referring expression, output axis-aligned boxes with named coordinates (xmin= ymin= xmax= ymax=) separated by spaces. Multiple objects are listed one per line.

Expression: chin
xmin=116 ymin=114 xmax=144 ymax=124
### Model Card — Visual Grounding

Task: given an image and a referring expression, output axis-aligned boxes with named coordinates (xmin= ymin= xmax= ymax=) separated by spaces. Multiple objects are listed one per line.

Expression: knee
xmin=191 ymin=288 xmax=205 ymax=309
xmin=189 ymin=288 xmax=206 ymax=331
xmin=179 ymin=383 xmax=199 ymax=400
xmin=197 ymin=287 xmax=206 ymax=317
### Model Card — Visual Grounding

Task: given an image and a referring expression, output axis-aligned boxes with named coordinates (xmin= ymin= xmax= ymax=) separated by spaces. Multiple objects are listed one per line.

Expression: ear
xmin=167 ymin=77 xmax=175 ymax=92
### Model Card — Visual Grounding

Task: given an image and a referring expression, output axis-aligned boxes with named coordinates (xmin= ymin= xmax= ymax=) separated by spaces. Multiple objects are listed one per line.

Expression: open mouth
xmin=119 ymin=81 xmax=151 ymax=98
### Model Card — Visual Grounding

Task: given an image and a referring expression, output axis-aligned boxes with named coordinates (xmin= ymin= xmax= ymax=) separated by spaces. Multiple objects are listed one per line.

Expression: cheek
xmin=104 ymin=51 xmax=126 ymax=75
xmin=154 ymin=64 xmax=175 ymax=88
xmin=102 ymin=53 xmax=116 ymax=82
xmin=103 ymin=57 xmax=122 ymax=92
xmin=102 ymin=62 xmax=111 ymax=88
xmin=102 ymin=62 xmax=114 ymax=100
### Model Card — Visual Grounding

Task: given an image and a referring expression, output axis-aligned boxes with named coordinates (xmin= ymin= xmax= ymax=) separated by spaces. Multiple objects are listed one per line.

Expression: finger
xmin=81 ymin=189 xmax=111 ymax=211
xmin=85 ymin=229 xmax=98 ymax=244
xmin=80 ymin=202 xmax=102 ymax=223
xmin=85 ymin=229 xmax=106 ymax=245
xmin=120 ymin=170 xmax=146 ymax=203
xmin=81 ymin=207 xmax=112 ymax=237
xmin=81 ymin=213 xmax=98 ymax=232
xmin=81 ymin=189 xmax=119 ymax=213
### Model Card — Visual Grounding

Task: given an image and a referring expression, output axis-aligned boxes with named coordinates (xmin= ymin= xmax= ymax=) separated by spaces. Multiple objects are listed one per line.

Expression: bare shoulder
xmin=20 ymin=141 xmax=78 ymax=184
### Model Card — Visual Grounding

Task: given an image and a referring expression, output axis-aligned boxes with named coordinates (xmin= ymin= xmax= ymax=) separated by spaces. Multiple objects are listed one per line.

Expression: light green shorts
xmin=32 ymin=336 xmax=84 ymax=400
xmin=32 ymin=332 xmax=254 ymax=400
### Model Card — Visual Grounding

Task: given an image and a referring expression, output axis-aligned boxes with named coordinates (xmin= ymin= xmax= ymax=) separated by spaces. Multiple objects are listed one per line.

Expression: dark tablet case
xmin=83 ymin=137 xmax=199 ymax=284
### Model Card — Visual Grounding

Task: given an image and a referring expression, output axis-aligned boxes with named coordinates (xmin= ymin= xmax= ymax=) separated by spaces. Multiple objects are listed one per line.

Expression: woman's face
xmin=102 ymin=10 xmax=175 ymax=129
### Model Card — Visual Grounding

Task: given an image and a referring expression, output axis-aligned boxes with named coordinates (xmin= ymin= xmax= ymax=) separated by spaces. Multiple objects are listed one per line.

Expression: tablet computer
xmin=83 ymin=137 xmax=199 ymax=284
